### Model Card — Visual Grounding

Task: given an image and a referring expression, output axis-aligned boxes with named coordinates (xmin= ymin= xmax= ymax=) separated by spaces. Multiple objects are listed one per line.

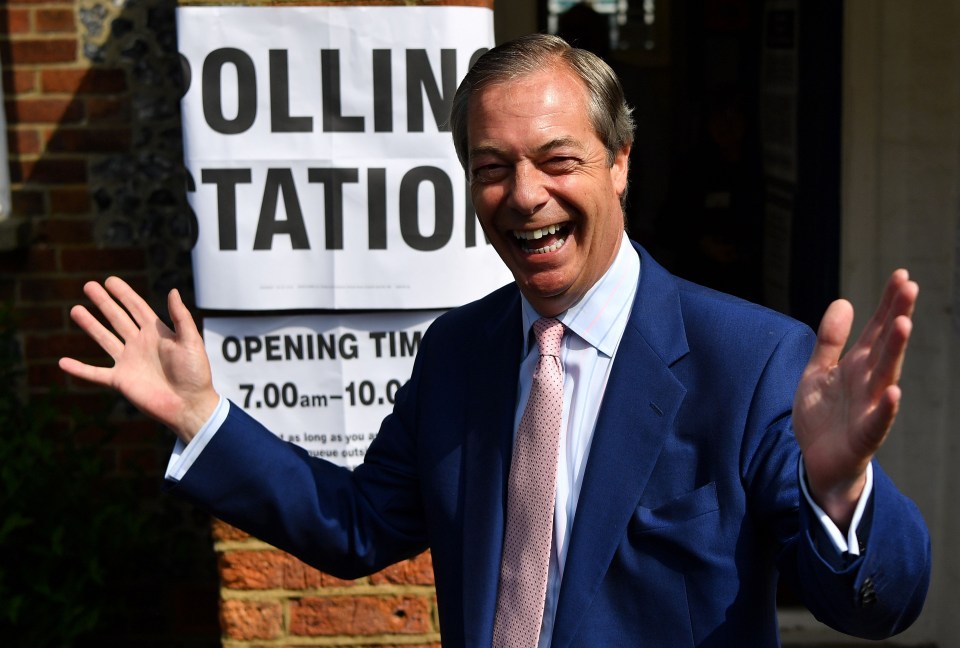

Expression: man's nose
xmin=507 ymin=163 xmax=549 ymax=215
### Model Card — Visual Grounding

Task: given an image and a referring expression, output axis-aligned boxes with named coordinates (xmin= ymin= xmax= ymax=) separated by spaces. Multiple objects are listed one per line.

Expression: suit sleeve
xmin=162 ymin=331 xmax=435 ymax=580
xmin=793 ymin=461 xmax=931 ymax=638
xmin=745 ymin=324 xmax=931 ymax=638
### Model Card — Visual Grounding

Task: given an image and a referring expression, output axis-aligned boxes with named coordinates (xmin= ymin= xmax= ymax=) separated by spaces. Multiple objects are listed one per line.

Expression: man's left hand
xmin=793 ymin=269 xmax=918 ymax=530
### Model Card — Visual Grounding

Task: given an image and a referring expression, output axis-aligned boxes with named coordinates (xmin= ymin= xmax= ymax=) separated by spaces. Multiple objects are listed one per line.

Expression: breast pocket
xmin=630 ymin=481 xmax=720 ymax=534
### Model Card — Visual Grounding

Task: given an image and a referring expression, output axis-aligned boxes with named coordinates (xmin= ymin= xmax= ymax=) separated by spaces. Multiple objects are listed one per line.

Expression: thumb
xmin=167 ymin=289 xmax=202 ymax=344
xmin=807 ymin=299 xmax=854 ymax=373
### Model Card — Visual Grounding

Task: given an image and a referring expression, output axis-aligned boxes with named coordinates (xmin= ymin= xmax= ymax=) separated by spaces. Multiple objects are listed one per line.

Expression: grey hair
xmin=450 ymin=33 xmax=635 ymax=173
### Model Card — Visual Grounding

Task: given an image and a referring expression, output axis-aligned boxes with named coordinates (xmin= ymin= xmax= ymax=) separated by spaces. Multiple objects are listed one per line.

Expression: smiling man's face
xmin=467 ymin=63 xmax=630 ymax=317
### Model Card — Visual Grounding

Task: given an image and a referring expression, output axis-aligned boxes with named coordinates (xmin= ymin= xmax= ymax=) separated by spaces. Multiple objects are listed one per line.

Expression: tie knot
xmin=533 ymin=318 xmax=564 ymax=358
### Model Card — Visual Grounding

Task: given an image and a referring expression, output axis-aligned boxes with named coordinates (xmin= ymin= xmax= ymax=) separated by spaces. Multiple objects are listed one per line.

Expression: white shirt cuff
xmin=798 ymin=460 xmax=873 ymax=556
xmin=164 ymin=395 xmax=230 ymax=482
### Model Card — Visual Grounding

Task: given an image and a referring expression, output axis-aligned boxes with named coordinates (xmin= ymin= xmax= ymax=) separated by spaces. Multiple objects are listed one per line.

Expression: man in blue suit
xmin=61 ymin=34 xmax=929 ymax=646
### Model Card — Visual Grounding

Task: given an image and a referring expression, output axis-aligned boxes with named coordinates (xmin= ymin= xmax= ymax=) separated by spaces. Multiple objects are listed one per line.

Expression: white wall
xmin=843 ymin=1 xmax=960 ymax=645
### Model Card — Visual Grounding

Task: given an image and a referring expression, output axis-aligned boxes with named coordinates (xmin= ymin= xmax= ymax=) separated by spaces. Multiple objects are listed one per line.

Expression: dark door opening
xmin=541 ymin=0 xmax=842 ymax=330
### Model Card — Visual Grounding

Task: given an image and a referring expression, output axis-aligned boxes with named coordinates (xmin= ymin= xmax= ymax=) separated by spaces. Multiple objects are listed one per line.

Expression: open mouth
xmin=513 ymin=224 xmax=569 ymax=254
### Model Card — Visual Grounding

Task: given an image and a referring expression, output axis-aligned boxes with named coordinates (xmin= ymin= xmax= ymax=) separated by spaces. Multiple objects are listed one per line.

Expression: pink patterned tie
xmin=493 ymin=318 xmax=565 ymax=647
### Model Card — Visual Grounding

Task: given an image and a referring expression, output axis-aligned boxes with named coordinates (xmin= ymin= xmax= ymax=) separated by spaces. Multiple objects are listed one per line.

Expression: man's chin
xmin=516 ymin=279 xmax=578 ymax=316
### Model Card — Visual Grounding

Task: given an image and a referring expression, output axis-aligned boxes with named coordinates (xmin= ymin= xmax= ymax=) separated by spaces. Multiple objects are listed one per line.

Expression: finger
xmin=58 ymin=356 xmax=114 ymax=387
xmin=69 ymin=303 xmax=125 ymax=359
xmin=103 ymin=276 xmax=165 ymax=332
xmin=888 ymin=272 xmax=918 ymax=321
xmin=858 ymin=384 xmax=902 ymax=452
xmin=863 ymin=275 xmax=917 ymax=379
xmin=168 ymin=288 xmax=203 ymax=344
xmin=867 ymin=314 xmax=913 ymax=396
xmin=853 ymin=269 xmax=915 ymax=351
xmin=805 ymin=299 xmax=854 ymax=375
xmin=83 ymin=280 xmax=140 ymax=343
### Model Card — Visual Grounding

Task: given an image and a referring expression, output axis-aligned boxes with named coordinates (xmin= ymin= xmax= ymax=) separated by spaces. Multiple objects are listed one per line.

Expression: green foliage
xmin=0 ymin=307 xmax=163 ymax=645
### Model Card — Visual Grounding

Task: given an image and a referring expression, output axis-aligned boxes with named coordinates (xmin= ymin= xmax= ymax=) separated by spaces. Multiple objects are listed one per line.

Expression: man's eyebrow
xmin=468 ymin=144 xmax=506 ymax=161
xmin=535 ymin=136 xmax=582 ymax=155
xmin=468 ymin=137 xmax=584 ymax=162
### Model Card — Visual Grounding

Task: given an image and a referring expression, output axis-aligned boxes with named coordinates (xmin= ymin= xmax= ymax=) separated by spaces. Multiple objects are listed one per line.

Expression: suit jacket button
xmin=858 ymin=577 xmax=877 ymax=607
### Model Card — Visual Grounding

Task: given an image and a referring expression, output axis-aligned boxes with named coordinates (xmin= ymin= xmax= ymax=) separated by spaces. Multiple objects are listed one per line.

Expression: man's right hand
xmin=59 ymin=276 xmax=220 ymax=444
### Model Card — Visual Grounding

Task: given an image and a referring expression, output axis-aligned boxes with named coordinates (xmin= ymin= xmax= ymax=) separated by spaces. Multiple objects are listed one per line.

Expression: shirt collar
xmin=520 ymin=232 xmax=640 ymax=358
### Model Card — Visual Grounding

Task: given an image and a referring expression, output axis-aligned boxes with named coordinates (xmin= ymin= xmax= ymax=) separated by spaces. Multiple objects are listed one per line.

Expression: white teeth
xmin=513 ymin=224 xmax=563 ymax=241
xmin=528 ymin=237 xmax=566 ymax=254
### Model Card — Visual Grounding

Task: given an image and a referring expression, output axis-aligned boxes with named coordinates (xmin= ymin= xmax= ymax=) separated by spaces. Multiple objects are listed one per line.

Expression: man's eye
xmin=472 ymin=165 xmax=509 ymax=183
xmin=542 ymin=157 xmax=577 ymax=174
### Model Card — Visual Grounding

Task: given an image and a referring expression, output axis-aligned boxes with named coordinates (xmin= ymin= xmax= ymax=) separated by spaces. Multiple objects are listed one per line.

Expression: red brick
xmin=86 ymin=96 xmax=130 ymax=123
xmin=18 ymin=276 xmax=89 ymax=304
xmin=283 ymin=554 xmax=355 ymax=589
xmin=219 ymin=550 xmax=287 ymax=590
xmin=2 ymin=69 xmax=36 ymax=94
xmin=8 ymin=128 xmax=42 ymax=155
xmin=218 ymin=548 xmax=358 ymax=591
xmin=117 ymin=444 xmax=162 ymax=473
xmin=111 ymin=417 xmax=167 ymax=443
xmin=212 ymin=519 xmax=251 ymax=543
xmin=7 ymin=39 xmax=77 ymax=65
xmin=46 ymin=127 xmax=131 ymax=153
xmin=24 ymin=330 xmax=103 ymax=363
xmin=12 ymin=158 xmax=87 ymax=183
xmin=49 ymin=187 xmax=90 ymax=214
xmin=0 ymin=246 xmax=56 ymax=273
xmin=7 ymin=0 xmax=75 ymax=5
xmin=220 ymin=599 xmax=283 ymax=641
xmin=6 ymin=97 xmax=84 ymax=123
xmin=41 ymin=67 xmax=127 ymax=94
xmin=369 ymin=551 xmax=434 ymax=586
xmin=57 ymin=375 xmax=113 ymax=397
xmin=27 ymin=362 xmax=68 ymax=390
xmin=0 ymin=8 xmax=32 ymax=34
xmin=10 ymin=187 xmax=45 ymax=215
xmin=12 ymin=304 xmax=64 ymax=329
xmin=61 ymin=247 xmax=145 ymax=272
xmin=290 ymin=595 xmax=433 ymax=636
xmin=35 ymin=8 xmax=76 ymax=33
xmin=33 ymin=216 xmax=93 ymax=244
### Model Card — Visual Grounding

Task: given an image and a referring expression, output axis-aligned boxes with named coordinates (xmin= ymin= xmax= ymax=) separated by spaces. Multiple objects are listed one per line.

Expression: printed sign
xmin=204 ymin=311 xmax=441 ymax=468
xmin=177 ymin=6 xmax=510 ymax=310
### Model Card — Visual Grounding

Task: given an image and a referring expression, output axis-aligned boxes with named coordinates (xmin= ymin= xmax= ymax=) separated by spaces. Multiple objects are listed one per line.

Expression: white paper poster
xmin=204 ymin=311 xmax=441 ymax=468
xmin=178 ymin=6 xmax=510 ymax=310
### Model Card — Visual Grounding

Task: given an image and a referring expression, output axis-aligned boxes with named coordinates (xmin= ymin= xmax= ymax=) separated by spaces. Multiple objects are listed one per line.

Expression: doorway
xmin=540 ymin=0 xmax=842 ymax=329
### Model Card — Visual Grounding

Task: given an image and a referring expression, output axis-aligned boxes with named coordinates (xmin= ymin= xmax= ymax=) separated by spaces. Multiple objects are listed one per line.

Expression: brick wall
xmin=1 ymin=0 xmax=219 ymax=644
xmin=214 ymin=520 xmax=440 ymax=645
xmin=1 ymin=0 xmax=492 ymax=645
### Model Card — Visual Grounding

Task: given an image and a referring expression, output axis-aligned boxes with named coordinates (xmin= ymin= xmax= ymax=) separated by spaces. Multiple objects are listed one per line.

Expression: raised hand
xmin=59 ymin=277 xmax=220 ymax=443
xmin=793 ymin=269 xmax=918 ymax=528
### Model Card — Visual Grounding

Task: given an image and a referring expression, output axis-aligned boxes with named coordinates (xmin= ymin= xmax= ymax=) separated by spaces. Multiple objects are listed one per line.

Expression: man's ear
xmin=611 ymin=143 xmax=631 ymax=197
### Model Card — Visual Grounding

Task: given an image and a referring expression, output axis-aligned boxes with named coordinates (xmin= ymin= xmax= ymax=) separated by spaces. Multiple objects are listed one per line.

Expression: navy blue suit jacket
xmin=169 ymin=242 xmax=930 ymax=646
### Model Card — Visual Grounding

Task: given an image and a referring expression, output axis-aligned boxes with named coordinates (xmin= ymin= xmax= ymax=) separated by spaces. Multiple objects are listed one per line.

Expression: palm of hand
xmin=59 ymin=277 xmax=219 ymax=441
xmin=791 ymin=271 xmax=915 ymax=519
xmin=794 ymin=335 xmax=892 ymax=498
xmin=111 ymin=318 xmax=213 ymax=428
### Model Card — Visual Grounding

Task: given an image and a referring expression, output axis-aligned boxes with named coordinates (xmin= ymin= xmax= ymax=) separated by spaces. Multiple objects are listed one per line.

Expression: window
xmin=545 ymin=0 xmax=664 ymax=63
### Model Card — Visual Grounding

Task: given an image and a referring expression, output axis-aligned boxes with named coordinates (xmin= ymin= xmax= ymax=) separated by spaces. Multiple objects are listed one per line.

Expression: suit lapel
xmin=551 ymin=247 xmax=690 ymax=648
xmin=460 ymin=291 xmax=522 ymax=647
